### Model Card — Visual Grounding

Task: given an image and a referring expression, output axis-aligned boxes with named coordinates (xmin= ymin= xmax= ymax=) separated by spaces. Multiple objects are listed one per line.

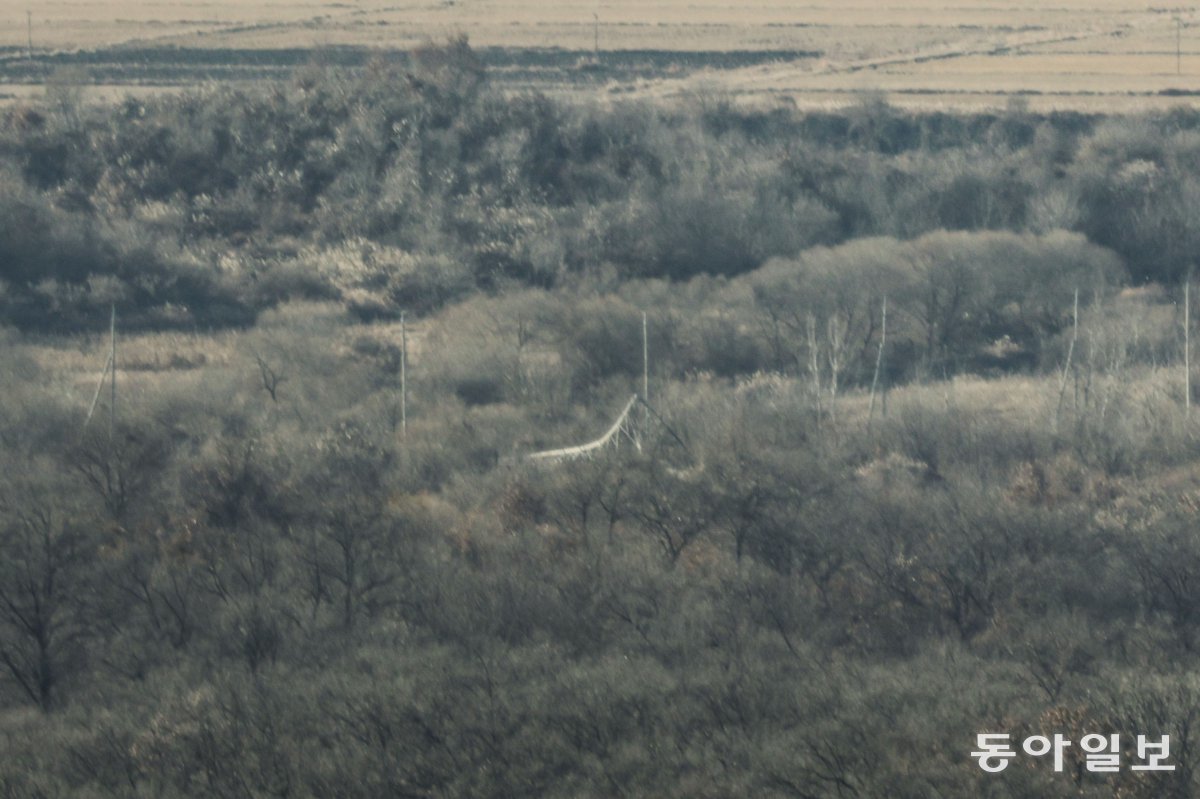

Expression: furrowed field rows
xmin=2 ymin=3 xmax=1199 ymax=119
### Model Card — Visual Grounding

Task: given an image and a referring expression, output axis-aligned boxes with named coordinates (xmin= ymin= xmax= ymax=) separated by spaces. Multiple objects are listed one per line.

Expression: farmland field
xmin=2 ymin=1 xmax=1200 ymax=111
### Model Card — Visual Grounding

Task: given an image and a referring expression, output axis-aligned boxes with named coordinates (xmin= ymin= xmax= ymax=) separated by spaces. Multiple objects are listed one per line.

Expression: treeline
xmin=412 ymin=228 xmax=1127 ymax=419
xmin=4 ymin=40 xmax=1200 ymax=332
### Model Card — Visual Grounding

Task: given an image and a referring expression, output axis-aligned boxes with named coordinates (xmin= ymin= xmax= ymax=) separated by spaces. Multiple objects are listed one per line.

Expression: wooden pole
xmin=400 ymin=310 xmax=408 ymax=437
xmin=1055 ymin=288 xmax=1078 ymax=432
xmin=868 ymin=296 xmax=887 ymax=427
xmin=881 ymin=314 xmax=888 ymax=419
xmin=642 ymin=311 xmax=649 ymax=402
xmin=83 ymin=355 xmax=112 ymax=431
xmin=109 ymin=304 xmax=116 ymax=443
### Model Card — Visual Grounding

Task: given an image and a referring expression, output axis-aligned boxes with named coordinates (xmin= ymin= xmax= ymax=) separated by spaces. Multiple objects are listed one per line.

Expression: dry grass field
xmin=2 ymin=1 xmax=1200 ymax=111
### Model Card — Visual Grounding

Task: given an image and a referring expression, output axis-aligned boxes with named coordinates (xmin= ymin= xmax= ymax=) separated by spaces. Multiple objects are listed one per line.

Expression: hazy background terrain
xmin=3 ymin=0 xmax=1200 ymax=110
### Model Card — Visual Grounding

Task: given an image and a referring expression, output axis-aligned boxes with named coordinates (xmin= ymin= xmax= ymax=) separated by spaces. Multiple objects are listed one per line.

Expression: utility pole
xmin=593 ymin=12 xmax=600 ymax=63
xmin=868 ymin=296 xmax=887 ymax=428
xmin=26 ymin=11 xmax=32 ymax=65
xmin=639 ymin=311 xmax=649 ymax=450
xmin=400 ymin=310 xmax=408 ymax=437
xmin=1055 ymin=288 xmax=1079 ymax=432
xmin=642 ymin=311 xmax=649 ymax=402
xmin=81 ymin=306 xmax=119 ymax=438
xmin=109 ymin=304 xmax=117 ymax=444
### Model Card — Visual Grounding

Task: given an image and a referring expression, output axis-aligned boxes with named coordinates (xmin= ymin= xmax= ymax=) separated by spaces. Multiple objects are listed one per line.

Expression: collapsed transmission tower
xmin=527 ymin=395 xmax=642 ymax=462
xmin=526 ymin=394 xmax=689 ymax=464
xmin=527 ymin=311 xmax=688 ymax=463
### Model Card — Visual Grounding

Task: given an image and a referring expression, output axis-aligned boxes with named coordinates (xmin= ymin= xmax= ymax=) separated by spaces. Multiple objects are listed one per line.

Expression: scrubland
xmin=7 ymin=38 xmax=1200 ymax=798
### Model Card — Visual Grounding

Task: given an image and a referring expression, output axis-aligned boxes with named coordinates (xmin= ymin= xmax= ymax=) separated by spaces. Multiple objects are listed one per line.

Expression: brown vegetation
xmin=5 ymin=39 xmax=1200 ymax=797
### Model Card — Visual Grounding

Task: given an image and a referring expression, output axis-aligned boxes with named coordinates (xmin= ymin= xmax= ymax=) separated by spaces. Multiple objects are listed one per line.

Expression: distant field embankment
xmin=0 ymin=47 xmax=819 ymax=90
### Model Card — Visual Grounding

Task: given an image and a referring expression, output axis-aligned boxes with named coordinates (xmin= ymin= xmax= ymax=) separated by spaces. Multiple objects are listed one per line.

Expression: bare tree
xmin=71 ymin=426 xmax=169 ymax=523
xmin=805 ymin=313 xmax=822 ymax=420
xmin=254 ymin=352 xmax=287 ymax=403
xmin=0 ymin=491 xmax=95 ymax=710
xmin=826 ymin=311 xmax=851 ymax=423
